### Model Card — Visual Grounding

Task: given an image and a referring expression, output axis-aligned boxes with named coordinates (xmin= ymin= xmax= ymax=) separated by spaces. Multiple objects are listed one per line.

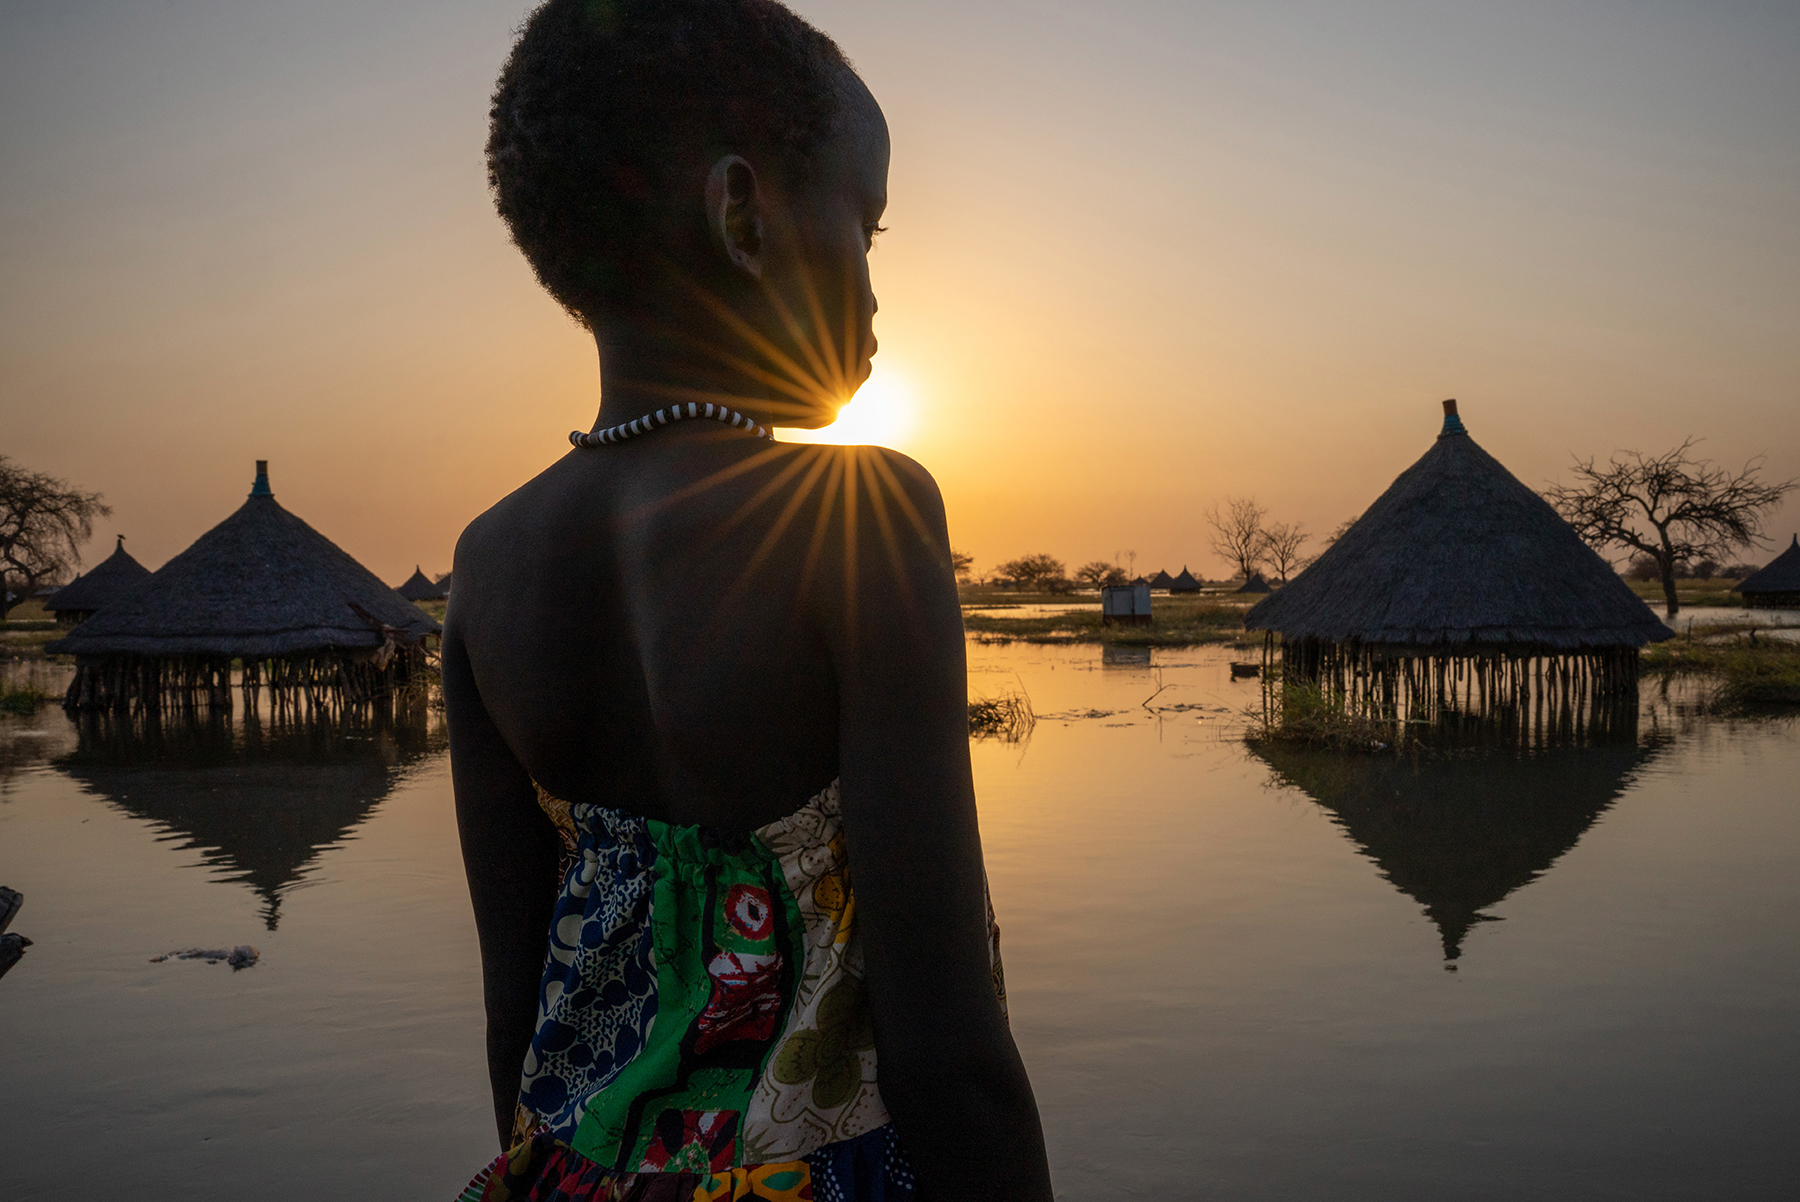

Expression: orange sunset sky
xmin=4 ymin=1 xmax=1797 ymax=584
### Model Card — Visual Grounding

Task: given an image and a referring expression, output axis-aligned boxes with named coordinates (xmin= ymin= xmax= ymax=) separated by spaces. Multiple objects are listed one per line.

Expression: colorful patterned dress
xmin=457 ymin=780 xmax=1005 ymax=1202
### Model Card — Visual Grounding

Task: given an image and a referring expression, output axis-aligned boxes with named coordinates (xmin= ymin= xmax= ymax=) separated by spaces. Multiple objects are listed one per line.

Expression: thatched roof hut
xmin=1169 ymin=567 xmax=1202 ymax=593
xmin=1148 ymin=570 xmax=1175 ymax=590
xmin=50 ymin=462 xmax=439 ymax=712
xmin=46 ymin=536 xmax=150 ymax=626
xmin=1736 ymin=535 xmax=1800 ymax=608
xmin=1248 ymin=402 xmax=1669 ymax=651
xmin=396 ymin=566 xmax=448 ymax=602
xmin=1236 ymin=573 xmax=1272 ymax=594
xmin=1246 ymin=401 xmax=1670 ymax=729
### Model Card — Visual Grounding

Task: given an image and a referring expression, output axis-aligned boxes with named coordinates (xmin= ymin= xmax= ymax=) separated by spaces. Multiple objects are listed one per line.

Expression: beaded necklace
xmin=570 ymin=401 xmax=774 ymax=448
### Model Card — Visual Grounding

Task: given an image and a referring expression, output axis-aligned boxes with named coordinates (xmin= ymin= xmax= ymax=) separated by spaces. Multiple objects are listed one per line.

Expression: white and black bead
xmin=570 ymin=401 xmax=774 ymax=449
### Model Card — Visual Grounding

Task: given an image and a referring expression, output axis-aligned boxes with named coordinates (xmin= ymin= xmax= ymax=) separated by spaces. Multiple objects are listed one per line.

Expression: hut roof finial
xmin=116 ymin=534 xmax=125 ymax=551
xmin=251 ymin=460 xmax=272 ymax=497
xmin=1440 ymin=399 xmax=1466 ymax=437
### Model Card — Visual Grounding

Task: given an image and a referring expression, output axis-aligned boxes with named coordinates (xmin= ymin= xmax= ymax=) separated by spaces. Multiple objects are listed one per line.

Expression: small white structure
xmin=1101 ymin=582 xmax=1152 ymax=625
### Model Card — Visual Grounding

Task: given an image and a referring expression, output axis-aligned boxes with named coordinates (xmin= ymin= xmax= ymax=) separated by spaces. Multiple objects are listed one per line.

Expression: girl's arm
xmin=443 ymin=614 xmax=562 ymax=1147
xmin=821 ymin=449 xmax=1053 ymax=1201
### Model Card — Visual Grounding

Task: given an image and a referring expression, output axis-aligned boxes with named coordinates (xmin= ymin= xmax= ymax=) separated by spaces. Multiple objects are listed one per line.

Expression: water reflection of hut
xmin=396 ymin=566 xmax=450 ymax=602
xmin=1246 ymin=402 xmax=1671 ymax=741
xmin=1252 ymin=739 xmax=1661 ymax=962
xmin=1736 ymin=535 xmax=1800 ymax=609
xmin=46 ymin=536 xmax=151 ymax=626
xmin=57 ymin=708 xmax=444 ymax=929
xmin=49 ymin=462 xmax=439 ymax=716
xmin=1169 ymin=567 xmax=1202 ymax=594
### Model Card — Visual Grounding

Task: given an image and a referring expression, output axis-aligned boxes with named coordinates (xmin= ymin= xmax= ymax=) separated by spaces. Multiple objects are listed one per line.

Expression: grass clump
xmin=1242 ymin=679 xmax=1400 ymax=753
xmin=968 ymin=690 xmax=1035 ymax=742
xmin=0 ymin=680 xmax=56 ymax=716
xmin=1643 ymin=632 xmax=1800 ymax=707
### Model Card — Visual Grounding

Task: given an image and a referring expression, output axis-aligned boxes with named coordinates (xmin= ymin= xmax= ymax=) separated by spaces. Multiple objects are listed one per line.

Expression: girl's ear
xmin=705 ymin=154 xmax=764 ymax=280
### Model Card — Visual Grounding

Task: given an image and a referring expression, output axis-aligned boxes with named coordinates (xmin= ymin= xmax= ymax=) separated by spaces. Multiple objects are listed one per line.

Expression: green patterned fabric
xmin=571 ymin=821 xmax=805 ymax=1172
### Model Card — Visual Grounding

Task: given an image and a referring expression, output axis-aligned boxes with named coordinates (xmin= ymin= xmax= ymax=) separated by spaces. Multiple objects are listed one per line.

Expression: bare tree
xmin=1545 ymin=438 xmax=1795 ymax=617
xmin=949 ymin=548 xmax=974 ymax=582
xmin=1324 ymin=517 xmax=1358 ymax=545
xmin=1205 ymin=496 xmax=1266 ymax=582
xmin=1256 ymin=521 xmax=1311 ymax=583
xmin=0 ymin=456 xmax=110 ymax=619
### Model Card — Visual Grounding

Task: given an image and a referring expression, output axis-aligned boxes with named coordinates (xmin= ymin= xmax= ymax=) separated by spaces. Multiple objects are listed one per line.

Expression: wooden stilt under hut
xmin=49 ymin=461 xmax=440 ymax=720
xmin=1245 ymin=401 xmax=1673 ymax=746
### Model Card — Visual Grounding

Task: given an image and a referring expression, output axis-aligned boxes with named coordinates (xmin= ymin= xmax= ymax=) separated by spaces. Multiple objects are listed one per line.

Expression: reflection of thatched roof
xmin=1246 ymin=407 xmax=1671 ymax=651
xmin=1236 ymin=573 xmax=1272 ymax=594
xmin=48 ymin=463 xmax=438 ymax=658
xmin=1737 ymin=535 xmax=1800 ymax=595
xmin=396 ymin=566 xmax=447 ymax=602
xmin=47 ymin=536 xmax=150 ymax=615
xmin=1251 ymin=739 xmax=1660 ymax=960
xmin=1170 ymin=567 xmax=1201 ymax=593
xmin=57 ymin=713 xmax=444 ymax=929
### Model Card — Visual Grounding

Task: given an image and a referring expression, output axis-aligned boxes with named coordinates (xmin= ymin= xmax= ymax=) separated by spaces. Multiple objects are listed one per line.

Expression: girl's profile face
xmin=756 ymin=76 xmax=890 ymax=429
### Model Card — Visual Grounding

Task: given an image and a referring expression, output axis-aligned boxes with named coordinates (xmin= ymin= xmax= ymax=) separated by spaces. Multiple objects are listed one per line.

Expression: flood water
xmin=3 ymin=643 xmax=1799 ymax=1200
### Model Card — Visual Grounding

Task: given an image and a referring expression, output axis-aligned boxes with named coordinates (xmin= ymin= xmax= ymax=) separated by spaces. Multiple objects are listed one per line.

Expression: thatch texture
xmin=1169 ymin=567 xmax=1202 ymax=593
xmin=1736 ymin=534 xmax=1800 ymax=603
xmin=48 ymin=464 xmax=438 ymax=659
xmin=1148 ymin=570 xmax=1174 ymax=590
xmin=1246 ymin=413 xmax=1671 ymax=651
xmin=1236 ymin=573 xmax=1272 ymax=594
xmin=396 ymin=566 xmax=448 ymax=602
xmin=46 ymin=536 xmax=150 ymax=622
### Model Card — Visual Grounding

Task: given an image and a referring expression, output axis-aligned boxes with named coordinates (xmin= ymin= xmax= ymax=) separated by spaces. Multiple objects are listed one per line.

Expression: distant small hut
xmin=1246 ymin=401 xmax=1672 ymax=742
xmin=1148 ymin=570 xmax=1175 ymax=591
xmin=46 ymin=536 xmax=151 ymax=626
xmin=396 ymin=566 xmax=450 ymax=602
xmin=1736 ymin=535 xmax=1800 ymax=609
xmin=435 ymin=570 xmax=453 ymax=596
xmin=1169 ymin=567 xmax=1202 ymax=594
xmin=1236 ymin=573 xmax=1272 ymax=594
xmin=50 ymin=462 xmax=439 ymax=716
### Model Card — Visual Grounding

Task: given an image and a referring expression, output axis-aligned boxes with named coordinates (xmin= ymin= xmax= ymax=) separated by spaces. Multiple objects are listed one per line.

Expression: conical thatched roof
xmin=1169 ymin=567 xmax=1202 ymax=593
xmin=1149 ymin=570 xmax=1174 ymax=589
xmin=396 ymin=566 xmax=446 ymax=602
xmin=1737 ymin=535 xmax=1800 ymax=596
xmin=48 ymin=462 xmax=438 ymax=658
xmin=1236 ymin=573 xmax=1272 ymax=594
xmin=1252 ymin=739 xmax=1660 ymax=961
xmin=1246 ymin=403 xmax=1672 ymax=651
xmin=47 ymin=536 xmax=150 ymax=616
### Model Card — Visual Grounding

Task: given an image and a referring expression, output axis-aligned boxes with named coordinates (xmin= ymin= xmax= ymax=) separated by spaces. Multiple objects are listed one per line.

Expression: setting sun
xmin=778 ymin=363 xmax=915 ymax=449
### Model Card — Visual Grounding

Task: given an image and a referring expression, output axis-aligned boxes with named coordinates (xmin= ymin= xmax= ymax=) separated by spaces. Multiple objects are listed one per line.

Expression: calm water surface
xmin=3 ymin=644 xmax=1798 ymax=1200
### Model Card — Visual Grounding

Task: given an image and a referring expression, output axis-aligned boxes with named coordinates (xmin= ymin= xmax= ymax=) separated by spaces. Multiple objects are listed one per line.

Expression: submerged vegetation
xmin=967 ymin=688 xmax=1036 ymax=742
xmin=0 ymin=679 xmax=55 ymax=716
xmin=1643 ymin=626 xmax=1800 ymax=708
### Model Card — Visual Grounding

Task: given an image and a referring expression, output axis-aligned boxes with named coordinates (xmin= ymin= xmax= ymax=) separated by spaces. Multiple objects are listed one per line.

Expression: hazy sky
xmin=4 ymin=0 xmax=1797 ymax=582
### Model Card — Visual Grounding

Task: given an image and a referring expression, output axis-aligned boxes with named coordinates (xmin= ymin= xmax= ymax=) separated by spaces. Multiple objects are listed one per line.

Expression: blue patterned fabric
xmin=517 ymin=805 xmax=661 ymax=1138
xmin=804 ymin=1124 xmax=917 ymax=1202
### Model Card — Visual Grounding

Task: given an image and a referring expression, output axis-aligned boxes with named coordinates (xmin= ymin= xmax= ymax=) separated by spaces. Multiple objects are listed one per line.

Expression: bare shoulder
xmin=449 ymin=454 xmax=590 ymax=616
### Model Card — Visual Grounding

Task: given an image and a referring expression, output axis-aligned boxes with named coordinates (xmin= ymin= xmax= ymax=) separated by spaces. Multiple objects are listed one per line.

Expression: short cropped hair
xmin=487 ymin=0 xmax=850 ymax=325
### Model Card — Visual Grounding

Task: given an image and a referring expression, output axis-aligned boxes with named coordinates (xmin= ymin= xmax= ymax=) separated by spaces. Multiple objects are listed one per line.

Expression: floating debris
xmin=967 ymin=690 xmax=1036 ymax=741
xmin=0 ymin=885 xmax=26 ymax=981
xmin=151 ymin=945 xmax=260 ymax=970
